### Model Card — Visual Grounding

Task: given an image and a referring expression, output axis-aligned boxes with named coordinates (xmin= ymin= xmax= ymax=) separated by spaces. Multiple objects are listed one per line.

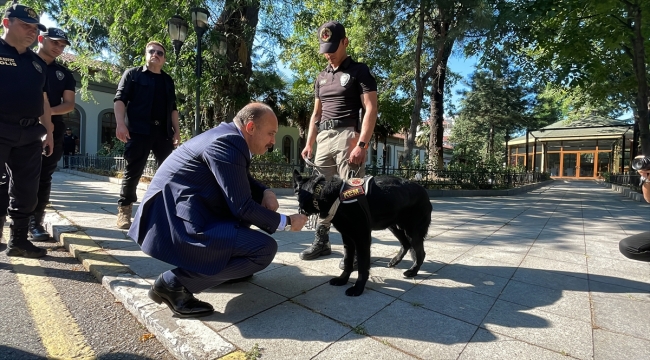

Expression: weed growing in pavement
xmin=352 ymin=325 xmax=367 ymax=336
xmin=245 ymin=343 xmax=262 ymax=360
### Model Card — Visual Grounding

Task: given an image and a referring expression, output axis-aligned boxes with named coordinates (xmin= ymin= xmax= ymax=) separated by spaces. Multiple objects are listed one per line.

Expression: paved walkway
xmin=43 ymin=172 xmax=650 ymax=360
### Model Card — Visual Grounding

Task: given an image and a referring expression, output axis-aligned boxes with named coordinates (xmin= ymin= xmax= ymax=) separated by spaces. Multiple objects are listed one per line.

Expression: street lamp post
xmin=167 ymin=9 xmax=210 ymax=137
xmin=167 ymin=14 xmax=188 ymax=62
xmin=191 ymin=7 xmax=210 ymax=137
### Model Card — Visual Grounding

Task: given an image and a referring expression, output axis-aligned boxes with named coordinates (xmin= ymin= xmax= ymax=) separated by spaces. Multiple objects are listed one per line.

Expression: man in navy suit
xmin=128 ymin=103 xmax=308 ymax=318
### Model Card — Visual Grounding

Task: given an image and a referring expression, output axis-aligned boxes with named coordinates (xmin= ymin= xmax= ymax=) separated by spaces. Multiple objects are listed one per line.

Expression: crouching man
xmin=128 ymin=103 xmax=307 ymax=317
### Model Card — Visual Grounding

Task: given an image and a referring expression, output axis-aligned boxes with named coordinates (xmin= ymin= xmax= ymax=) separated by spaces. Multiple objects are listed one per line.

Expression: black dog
xmin=293 ymin=170 xmax=432 ymax=296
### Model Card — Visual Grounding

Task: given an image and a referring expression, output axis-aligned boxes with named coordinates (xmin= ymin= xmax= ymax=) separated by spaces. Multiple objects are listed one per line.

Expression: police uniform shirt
xmin=63 ymin=133 xmax=78 ymax=152
xmin=46 ymin=61 xmax=76 ymax=123
xmin=0 ymin=38 xmax=47 ymax=119
xmin=314 ymin=56 xmax=377 ymax=122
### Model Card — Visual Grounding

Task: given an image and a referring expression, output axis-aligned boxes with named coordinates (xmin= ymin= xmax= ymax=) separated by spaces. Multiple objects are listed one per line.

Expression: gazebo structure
xmin=506 ymin=116 xmax=635 ymax=179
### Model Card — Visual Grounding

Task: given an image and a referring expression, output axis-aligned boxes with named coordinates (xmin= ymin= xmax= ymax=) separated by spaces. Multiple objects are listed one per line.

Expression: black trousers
xmin=63 ymin=149 xmax=74 ymax=167
xmin=619 ymin=231 xmax=650 ymax=262
xmin=118 ymin=127 xmax=173 ymax=206
xmin=0 ymin=121 xmax=65 ymax=217
xmin=0 ymin=121 xmax=47 ymax=227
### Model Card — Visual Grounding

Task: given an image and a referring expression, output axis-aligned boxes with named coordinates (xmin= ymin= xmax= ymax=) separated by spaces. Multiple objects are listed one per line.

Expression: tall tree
xmin=487 ymin=0 xmax=650 ymax=153
xmin=32 ymin=0 xmax=272 ymax=130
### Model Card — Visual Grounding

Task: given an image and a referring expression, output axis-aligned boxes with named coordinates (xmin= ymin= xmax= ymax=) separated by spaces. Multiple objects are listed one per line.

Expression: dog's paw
xmin=329 ymin=276 xmax=349 ymax=286
xmin=403 ymin=269 xmax=419 ymax=278
xmin=388 ymin=257 xmax=401 ymax=268
xmin=345 ymin=285 xmax=364 ymax=296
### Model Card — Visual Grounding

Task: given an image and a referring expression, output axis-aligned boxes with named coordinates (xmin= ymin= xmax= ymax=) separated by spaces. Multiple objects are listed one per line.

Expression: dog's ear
xmin=292 ymin=169 xmax=303 ymax=194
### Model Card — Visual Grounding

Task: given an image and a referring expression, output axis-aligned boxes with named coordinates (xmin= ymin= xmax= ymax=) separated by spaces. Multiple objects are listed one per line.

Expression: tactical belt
xmin=0 ymin=116 xmax=39 ymax=127
xmin=318 ymin=119 xmax=357 ymax=131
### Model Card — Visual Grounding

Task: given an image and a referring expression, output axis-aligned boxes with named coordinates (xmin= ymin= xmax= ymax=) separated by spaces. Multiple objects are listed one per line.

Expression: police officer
xmin=299 ymin=21 xmax=378 ymax=265
xmin=114 ymin=41 xmax=181 ymax=229
xmin=63 ymin=127 xmax=79 ymax=167
xmin=0 ymin=3 xmax=54 ymax=257
xmin=0 ymin=27 xmax=75 ymax=242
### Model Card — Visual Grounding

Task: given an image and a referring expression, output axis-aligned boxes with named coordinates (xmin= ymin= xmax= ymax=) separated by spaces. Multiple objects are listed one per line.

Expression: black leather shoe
xmin=339 ymin=255 xmax=359 ymax=271
xmin=148 ymin=275 xmax=214 ymax=318
xmin=6 ymin=243 xmax=47 ymax=258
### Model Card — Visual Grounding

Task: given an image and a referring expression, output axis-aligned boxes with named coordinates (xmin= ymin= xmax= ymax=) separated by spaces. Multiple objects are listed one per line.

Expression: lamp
xmin=190 ymin=7 xmax=210 ymax=137
xmin=167 ymin=14 xmax=188 ymax=62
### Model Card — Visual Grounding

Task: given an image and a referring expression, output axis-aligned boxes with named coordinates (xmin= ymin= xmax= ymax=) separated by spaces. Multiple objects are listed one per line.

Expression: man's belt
xmin=0 ymin=116 xmax=39 ymax=127
xmin=318 ymin=119 xmax=357 ymax=131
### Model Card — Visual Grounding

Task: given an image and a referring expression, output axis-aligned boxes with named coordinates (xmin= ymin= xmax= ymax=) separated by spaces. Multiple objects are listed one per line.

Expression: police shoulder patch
xmin=56 ymin=70 xmax=65 ymax=80
xmin=340 ymin=73 xmax=350 ymax=86
xmin=32 ymin=61 xmax=42 ymax=73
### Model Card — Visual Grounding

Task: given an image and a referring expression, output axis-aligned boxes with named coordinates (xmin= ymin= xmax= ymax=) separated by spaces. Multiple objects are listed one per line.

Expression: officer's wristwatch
xmin=357 ymin=141 xmax=369 ymax=149
xmin=284 ymin=216 xmax=292 ymax=231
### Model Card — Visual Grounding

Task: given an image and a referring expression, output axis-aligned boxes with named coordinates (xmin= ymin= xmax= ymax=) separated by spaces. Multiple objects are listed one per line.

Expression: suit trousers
xmin=168 ymin=226 xmax=278 ymax=294
xmin=0 ymin=120 xmax=65 ymax=217
xmin=119 ymin=126 xmax=173 ymax=206
xmin=619 ymin=230 xmax=650 ymax=262
xmin=0 ymin=122 xmax=46 ymax=227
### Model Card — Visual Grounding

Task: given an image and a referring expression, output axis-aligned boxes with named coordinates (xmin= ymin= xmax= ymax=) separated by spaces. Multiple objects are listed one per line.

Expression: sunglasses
xmin=147 ymin=49 xmax=165 ymax=57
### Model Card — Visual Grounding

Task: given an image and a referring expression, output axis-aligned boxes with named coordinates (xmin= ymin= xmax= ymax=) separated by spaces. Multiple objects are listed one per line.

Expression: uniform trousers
xmin=164 ymin=226 xmax=278 ymax=293
xmin=619 ymin=231 xmax=650 ymax=262
xmin=314 ymin=126 xmax=364 ymax=228
xmin=119 ymin=126 xmax=174 ymax=206
xmin=0 ymin=121 xmax=46 ymax=227
xmin=0 ymin=120 xmax=65 ymax=217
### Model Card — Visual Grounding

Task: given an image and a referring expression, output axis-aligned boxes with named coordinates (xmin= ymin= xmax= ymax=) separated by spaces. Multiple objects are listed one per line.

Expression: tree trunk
xmin=217 ymin=0 xmax=260 ymax=123
xmin=628 ymin=2 xmax=650 ymax=156
xmin=404 ymin=1 xmax=426 ymax=165
xmin=428 ymin=35 xmax=454 ymax=169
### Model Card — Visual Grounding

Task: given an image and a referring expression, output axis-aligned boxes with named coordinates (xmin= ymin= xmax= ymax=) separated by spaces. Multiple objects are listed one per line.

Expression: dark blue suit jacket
xmin=128 ymin=122 xmax=281 ymax=275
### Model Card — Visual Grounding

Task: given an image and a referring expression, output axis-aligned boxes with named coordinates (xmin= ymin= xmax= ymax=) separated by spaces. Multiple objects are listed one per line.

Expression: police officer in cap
xmin=0 ymin=27 xmax=76 ymax=242
xmin=299 ymin=21 xmax=378 ymax=265
xmin=0 ymin=2 xmax=54 ymax=257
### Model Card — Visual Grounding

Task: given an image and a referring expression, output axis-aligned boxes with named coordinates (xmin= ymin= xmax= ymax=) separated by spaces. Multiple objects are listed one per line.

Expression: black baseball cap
xmin=318 ymin=21 xmax=346 ymax=54
xmin=4 ymin=3 xmax=46 ymax=32
xmin=66 ymin=127 xmax=71 ymax=130
xmin=41 ymin=27 xmax=70 ymax=45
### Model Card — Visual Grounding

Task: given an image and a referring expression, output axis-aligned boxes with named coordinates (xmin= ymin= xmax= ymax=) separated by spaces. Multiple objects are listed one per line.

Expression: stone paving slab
xmin=41 ymin=172 xmax=650 ymax=359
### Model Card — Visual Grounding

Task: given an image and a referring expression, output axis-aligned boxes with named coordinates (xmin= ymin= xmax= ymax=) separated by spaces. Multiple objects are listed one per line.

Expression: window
xmin=101 ymin=112 xmax=117 ymax=145
xmin=282 ymin=136 xmax=293 ymax=163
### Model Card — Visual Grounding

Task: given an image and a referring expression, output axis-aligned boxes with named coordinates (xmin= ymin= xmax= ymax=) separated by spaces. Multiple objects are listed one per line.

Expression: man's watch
xmin=284 ymin=216 xmax=292 ymax=231
xmin=357 ymin=141 xmax=369 ymax=149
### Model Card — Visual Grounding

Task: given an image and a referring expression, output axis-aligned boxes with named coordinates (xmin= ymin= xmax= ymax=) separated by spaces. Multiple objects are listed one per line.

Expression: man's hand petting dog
xmin=288 ymin=214 xmax=308 ymax=231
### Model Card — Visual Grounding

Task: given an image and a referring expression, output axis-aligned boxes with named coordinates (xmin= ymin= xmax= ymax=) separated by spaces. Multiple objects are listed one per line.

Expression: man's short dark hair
xmin=233 ymin=103 xmax=274 ymax=127
xmin=145 ymin=41 xmax=166 ymax=54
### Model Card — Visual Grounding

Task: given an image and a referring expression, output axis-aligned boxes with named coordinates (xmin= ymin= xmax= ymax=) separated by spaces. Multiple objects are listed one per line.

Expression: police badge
xmin=340 ymin=73 xmax=350 ymax=86
xmin=56 ymin=70 xmax=64 ymax=80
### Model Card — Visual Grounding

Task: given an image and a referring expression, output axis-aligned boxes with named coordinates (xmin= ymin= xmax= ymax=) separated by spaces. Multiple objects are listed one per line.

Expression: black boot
xmin=6 ymin=223 xmax=47 ymax=258
xmin=300 ymin=225 xmax=332 ymax=260
xmin=29 ymin=212 xmax=51 ymax=242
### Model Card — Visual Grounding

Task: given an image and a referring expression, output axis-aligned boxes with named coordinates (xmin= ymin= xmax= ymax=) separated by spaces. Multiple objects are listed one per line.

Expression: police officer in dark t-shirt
xmin=299 ymin=21 xmax=378 ymax=264
xmin=63 ymin=127 xmax=78 ymax=157
xmin=113 ymin=41 xmax=180 ymax=229
xmin=0 ymin=4 xmax=55 ymax=258
xmin=0 ymin=27 xmax=76 ymax=242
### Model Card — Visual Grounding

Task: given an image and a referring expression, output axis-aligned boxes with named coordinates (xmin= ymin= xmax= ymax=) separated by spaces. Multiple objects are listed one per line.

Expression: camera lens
xmin=632 ymin=157 xmax=650 ymax=171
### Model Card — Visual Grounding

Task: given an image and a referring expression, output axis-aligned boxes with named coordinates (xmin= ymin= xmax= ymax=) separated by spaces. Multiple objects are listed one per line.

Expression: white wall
xmin=75 ymin=89 xmax=116 ymax=154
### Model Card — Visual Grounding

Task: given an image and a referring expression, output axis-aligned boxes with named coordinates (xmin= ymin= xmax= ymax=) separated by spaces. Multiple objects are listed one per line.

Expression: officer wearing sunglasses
xmin=113 ymin=41 xmax=181 ymax=230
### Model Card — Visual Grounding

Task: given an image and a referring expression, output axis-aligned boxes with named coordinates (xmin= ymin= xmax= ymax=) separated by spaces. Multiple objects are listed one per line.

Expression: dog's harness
xmin=310 ymin=176 xmax=374 ymax=225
